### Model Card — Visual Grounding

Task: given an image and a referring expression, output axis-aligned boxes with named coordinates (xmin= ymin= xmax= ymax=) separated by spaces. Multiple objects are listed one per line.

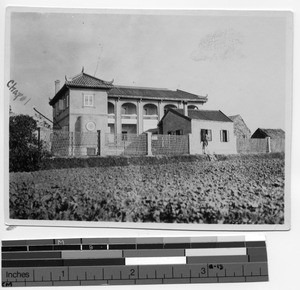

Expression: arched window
xmin=108 ymin=102 xmax=114 ymax=114
xmin=188 ymin=105 xmax=198 ymax=110
xmin=164 ymin=104 xmax=177 ymax=114
xmin=121 ymin=103 xmax=137 ymax=115
xmin=143 ymin=104 xmax=158 ymax=115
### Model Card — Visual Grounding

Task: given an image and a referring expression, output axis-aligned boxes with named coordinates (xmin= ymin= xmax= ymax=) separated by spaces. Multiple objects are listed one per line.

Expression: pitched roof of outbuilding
xmin=228 ymin=115 xmax=240 ymax=121
xmin=159 ymin=108 xmax=233 ymax=125
xmin=175 ymin=109 xmax=233 ymax=122
xmin=228 ymin=114 xmax=252 ymax=138
xmin=251 ymin=128 xmax=285 ymax=139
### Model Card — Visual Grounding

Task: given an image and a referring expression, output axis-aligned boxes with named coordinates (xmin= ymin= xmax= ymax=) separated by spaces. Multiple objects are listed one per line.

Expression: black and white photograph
xmin=6 ymin=8 xmax=292 ymax=229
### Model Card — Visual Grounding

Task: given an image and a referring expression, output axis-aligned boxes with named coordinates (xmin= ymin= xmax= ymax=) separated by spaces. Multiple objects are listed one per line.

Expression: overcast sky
xmin=8 ymin=10 xmax=291 ymax=133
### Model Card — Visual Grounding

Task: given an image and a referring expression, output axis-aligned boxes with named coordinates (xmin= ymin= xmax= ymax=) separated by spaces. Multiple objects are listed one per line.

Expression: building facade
xmin=49 ymin=70 xmax=208 ymax=140
xmin=228 ymin=115 xmax=251 ymax=139
xmin=158 ymin=108 xmax=237 ymax=154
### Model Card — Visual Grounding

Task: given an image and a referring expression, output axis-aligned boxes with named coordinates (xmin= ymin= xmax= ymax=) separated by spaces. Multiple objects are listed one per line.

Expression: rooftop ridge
xmin=51 ymin=71 xmax=208 ymax=105
xmin=177 ymin=89 xmax=208 ymax=98
xmin=175 ymin=108 xmax=220 ymax=112
xmin=114 ymin=85 xmax=170 ymax=91
xmin=65 ymin=72 xmax=83 ymax=82
xmin=257 ymin=128 xmax=284 ymax=131
xmin=66 ymin=71 xmax=113 ymax=85
xmin=172 ymin=108 xmax=233 ymax=122
xmin=82 ymin=72 xmax=114 ymax=84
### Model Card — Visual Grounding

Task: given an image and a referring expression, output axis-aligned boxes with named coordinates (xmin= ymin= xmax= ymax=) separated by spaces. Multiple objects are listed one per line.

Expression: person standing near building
xmin=202 ymin=131 xmax=208 ymax=154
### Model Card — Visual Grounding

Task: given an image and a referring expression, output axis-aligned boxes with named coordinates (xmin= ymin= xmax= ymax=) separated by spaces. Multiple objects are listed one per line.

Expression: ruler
xmin=1 ymin=236 xmax=268 ymax=287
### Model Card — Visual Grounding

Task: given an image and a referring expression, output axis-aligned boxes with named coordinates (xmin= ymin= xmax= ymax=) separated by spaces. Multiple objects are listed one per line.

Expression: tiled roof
xmin=251 ymin=128 xmax=285 ymax=139
xmin=49 ymin=72 xmax=114 ymax=105
xmin=108 ymin=86 xmax=207 ymax=102
xmin=175 ymin=109 xmax=233 ymax=122
xmin=49 ymin=70 xmax=207 ymax=105
xmin=65 ymin=72 xmax=114 ymax=89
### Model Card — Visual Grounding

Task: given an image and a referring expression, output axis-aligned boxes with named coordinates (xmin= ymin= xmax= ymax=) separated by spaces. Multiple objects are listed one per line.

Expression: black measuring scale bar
xmin=1 ymin=236 xmax=268 ymax=287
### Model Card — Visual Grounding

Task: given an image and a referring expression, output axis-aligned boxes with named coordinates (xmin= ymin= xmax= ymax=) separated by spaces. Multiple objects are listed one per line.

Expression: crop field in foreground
xmin=9 ymin=154 xmax=285 ymax=224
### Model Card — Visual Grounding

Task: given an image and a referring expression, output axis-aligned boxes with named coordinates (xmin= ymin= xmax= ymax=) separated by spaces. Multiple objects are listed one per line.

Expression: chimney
xmin=183 ymin=102 xmax=188 ymax=116
xmin=55 ymin=80 xmax=60 ymax=95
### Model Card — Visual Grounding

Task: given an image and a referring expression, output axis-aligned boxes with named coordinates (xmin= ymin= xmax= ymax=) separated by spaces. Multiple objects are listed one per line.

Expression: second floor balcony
xmin=121 ymin=114 xmax=137 ymax=119
xmin=143 ymin=115 xmax=158 ymax=120
xmin=107 ymin=102 xmax=159 ymax=123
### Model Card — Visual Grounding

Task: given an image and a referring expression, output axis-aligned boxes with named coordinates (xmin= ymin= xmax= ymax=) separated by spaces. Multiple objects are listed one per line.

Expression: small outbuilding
xmin=228 ymin=115 xmax=251 ymax=139
xmin=251 ymin=128 xmax=285 ymax=139
xmin=158 ymin=108 xmax=236 ymax=154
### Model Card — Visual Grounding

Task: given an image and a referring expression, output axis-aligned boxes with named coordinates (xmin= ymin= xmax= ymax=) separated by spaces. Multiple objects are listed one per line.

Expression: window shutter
xmin=227 ymin=130 xmax=230 ymax=142
xmin=220 ymin=130 xmax=223 ymax=142
xmin=200 ymin=129 xmax=204 ymax=141
xmin=89 ymin=95 xmax=94 ymax=106
xmin=59 ymin=99 xmax=64 ymax=111
xmin=208 ymin=130 xmax=212 ymax=141
xmin=83 ymin=94 xmax=86 ymax=106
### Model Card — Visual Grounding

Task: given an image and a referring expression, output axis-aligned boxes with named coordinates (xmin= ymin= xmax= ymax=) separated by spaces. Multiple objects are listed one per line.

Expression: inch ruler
xmin=1 ymin=236 xmax=268 ymax=287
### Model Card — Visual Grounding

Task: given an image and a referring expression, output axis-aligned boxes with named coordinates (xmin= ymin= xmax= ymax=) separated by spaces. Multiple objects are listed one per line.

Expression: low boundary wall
xmin=38 ymin=152 xmax=284 ymax=171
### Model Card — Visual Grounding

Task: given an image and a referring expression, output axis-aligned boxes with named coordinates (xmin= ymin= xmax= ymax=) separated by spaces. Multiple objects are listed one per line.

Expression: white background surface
xmin=1 ymin=0 xmax=300 ymax=290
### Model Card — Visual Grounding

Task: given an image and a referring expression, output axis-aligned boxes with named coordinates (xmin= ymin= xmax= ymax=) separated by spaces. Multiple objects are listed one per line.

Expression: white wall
xmin=69 ymin=88 xmax=108 ymax=133
xmin=143 ymin=119 xmax=159 ymax=131
xmin=190 ymin=119 xmax=237 ymax=154
xmin=69 ymin=88 xmax=109 ymax=155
